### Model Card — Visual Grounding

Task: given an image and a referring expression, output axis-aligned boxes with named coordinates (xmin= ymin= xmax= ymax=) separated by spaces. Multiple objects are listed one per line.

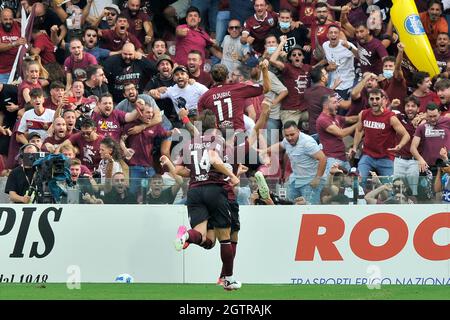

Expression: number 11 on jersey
xmin=213 ymin=98 xmax=233 ymax=122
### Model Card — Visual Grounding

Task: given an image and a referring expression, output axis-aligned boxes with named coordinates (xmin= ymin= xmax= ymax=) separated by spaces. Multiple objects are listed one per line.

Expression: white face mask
xmin=279 ymin=21 xmax=291 ymax=29
xmin=267 ymin=46 xmax=277 ymax=54
xmin=383 ymin=70 xmax=394 ymax=79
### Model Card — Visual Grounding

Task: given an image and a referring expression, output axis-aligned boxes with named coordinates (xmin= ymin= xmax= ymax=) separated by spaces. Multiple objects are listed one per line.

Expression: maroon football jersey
xmin=361 ymin=109 xmax=396 ymax=159
xmin=180 ymin=134 xmax=228 ymax=189
xmin=197 ymin=83 xmax=263 ymax=131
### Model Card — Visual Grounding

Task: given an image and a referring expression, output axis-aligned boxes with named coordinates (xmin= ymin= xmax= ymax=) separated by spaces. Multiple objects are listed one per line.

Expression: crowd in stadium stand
xmin=0 ymin=0 xmax=449 ymax=205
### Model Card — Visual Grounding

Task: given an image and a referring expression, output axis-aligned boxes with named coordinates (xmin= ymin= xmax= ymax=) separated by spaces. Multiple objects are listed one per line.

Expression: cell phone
xmin=67 ymin=96 xmax=77 ymax=104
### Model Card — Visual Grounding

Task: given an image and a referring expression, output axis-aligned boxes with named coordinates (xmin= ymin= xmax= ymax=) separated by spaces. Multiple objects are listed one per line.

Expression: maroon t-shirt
xmin=243 ymin=12 xmax=278 ymax=54
xmin=64 ymin=52 xmax=97 ymax=75
xmin=121 ymin=9 xmax=151 ymax=45
xmin=41 ymin=134 xmax=69 ymax=152
xmin=33 ymin=33 xmax=56 ymax=65
xmin=413 ymin=91 xmax=441 ymax=113
xmin=310 ymin=22 xmax=330 ymax=50
xmin=381 ymin=77 xmax=407 ymax=113
xmin=91 ymin=109 xmax=127 ymax=141
xmin=414 ymin=117 xmax=450 ymax=166
xmin=190 ymin=70 xmax=214 ymax=88
xmin=18 ymin=81 xmax=42 ymax=108
xmin=123 ymin=122 xmax=168 ymax=167
xmin=100 ymin=29 xmax=143 ymax=52
xmin=357 ymin=37 xmax=388 ymax=75
xmin=304 ymin=85 xmax=336 ymax=135
xmin=281 ymin=63 xmax=311 ymax=111
xmin=0 ymin=22 xmax=21 ymax=73
xmin=348 ymin=6 xmax=368 ymax=26
xmin=316 ymin=112 xmax=347 ymax=161
xmin=43 ymin=98 xmax=59 ymax=111
xmin=395 ymin=113 xmax=416 ymax=159
xmin=361 ymin=109 xmax=396 ymax=159
xmin=179 ymin=134 xmax=227 ymax=189
xmin=297 ymin=1 xmax=316 ymax=27
xmin=433 ymin=48 xmax=450 ymax=72
xmin=80 ymin=164 xmax=92 ymax=177
xmin=197 ymin=82 xmax=263 ymax=131
xmin=174 ymin=25 xmax=213 ymax=66
xmin=68 ymin=133 xmax=104 ymax=171
xmin=347 ymin=88 xmax=369 ymax=117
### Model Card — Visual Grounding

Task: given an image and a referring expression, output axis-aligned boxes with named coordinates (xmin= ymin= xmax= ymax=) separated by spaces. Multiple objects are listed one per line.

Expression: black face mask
xmin=2 ymin=23 xmax=12 ymax=32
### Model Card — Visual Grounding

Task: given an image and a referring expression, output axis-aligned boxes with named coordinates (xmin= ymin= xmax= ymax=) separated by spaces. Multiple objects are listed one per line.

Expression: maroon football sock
xmin=231 ymin=241 xmax=237 ymax=258
xmin=200 ymin=238 xmax=214 ymax=249
xmin=220 ymin=240 xmax=234 ymax=277
xmin=187 ymin=229 xmax=202 ymax=245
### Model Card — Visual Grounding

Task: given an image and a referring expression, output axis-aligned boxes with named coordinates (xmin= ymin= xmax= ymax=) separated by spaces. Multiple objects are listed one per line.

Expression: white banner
xmin=0 ymin=204 xmax=448 ymax=284
xmin=0 ymin=204 xmax=185 ymax=283
xmin=185 ymin=205 xmax=450 ymax=285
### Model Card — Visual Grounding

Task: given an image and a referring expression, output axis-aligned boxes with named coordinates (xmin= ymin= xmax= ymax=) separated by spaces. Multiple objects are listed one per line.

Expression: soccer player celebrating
xmin=171 ymin=110 xmax=241 ymax=291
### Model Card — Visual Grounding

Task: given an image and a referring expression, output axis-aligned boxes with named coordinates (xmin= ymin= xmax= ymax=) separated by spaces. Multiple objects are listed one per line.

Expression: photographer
xmin=4 ymin=144 xmax=39 ymax=203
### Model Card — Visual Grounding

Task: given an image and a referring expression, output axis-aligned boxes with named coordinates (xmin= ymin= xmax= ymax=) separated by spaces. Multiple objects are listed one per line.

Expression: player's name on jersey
xmin=213 ymin=91 xmax=231 ymax=100
xmin=190 ymin=142 xmax=212 ymax=150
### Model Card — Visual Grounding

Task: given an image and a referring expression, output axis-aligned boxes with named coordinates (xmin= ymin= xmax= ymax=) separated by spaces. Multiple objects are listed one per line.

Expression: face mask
xmin=267 ymin=46 xmax=277 ymax=55
xmin=279 ymin=21 xmax=290 ymax=30
xmin=383 ymin=70 xmax=394 ymax=79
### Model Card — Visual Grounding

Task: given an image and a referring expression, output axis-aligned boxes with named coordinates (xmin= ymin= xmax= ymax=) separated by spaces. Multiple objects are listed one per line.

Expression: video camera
xmin=31 ymin=153 xmax=72 ymax=204
xmin=23 ymin=152 xmax=47 ymax=167
xmin=34 ymin=156 xmax=68 ymax=181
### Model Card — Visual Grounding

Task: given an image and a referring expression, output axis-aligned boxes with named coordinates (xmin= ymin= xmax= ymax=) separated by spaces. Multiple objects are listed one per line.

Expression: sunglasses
xmin=291 ymin=53 xmax=303 ymax=57
xmin=369 ymin=97 xmax=382 ymax=101
xmin=105 ymin=12 xmax=117 ymax=16
xmin=228 ymin=26 xmax=241 ymax=30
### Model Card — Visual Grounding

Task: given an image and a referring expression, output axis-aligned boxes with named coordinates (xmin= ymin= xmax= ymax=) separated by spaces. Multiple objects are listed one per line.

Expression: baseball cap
xmin=27 ymin=131 xmax=41 ymax=140
xmin=173 ymin=65 xmax=188 ymax=74
xmin=104 ymin=4 xmax=121 ymax=15
xmin=156 ymin=54 xmax=174 ymax=68
xmin=243 ymin=55 xmax=259 ymax=68
xmin=287 ymin=45 xmax=304 ymax=59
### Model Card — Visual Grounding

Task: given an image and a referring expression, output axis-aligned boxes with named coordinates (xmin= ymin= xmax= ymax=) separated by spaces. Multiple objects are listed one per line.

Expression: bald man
xmin=103 ymin=42 xmax=157 ymax=102
xmin=0 ymin=8 xmax=26 ymax=83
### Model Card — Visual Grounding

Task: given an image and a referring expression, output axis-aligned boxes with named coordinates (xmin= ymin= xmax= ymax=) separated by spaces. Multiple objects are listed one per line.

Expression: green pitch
xmin=0 ymin=284 xmax=448 ymax=300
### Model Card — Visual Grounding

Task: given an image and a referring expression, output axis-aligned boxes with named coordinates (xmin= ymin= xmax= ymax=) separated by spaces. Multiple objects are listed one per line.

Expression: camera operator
xmin=4 ymin=144 xmax=40 ymax=203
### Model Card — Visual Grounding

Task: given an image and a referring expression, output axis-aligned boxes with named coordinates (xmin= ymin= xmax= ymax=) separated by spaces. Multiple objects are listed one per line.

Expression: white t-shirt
xmin=221 ymin=35 xmax=250 ymax=73
xmin=160 ymin=82 xmax=209 ymax=114
xmin=18 ymin=108 xmax=56 ymax=141
xmin=97 ymin=159 xmax=123 ymax=185
xmin=323 ymin=40 xmax=357 ymax=90
xmin=257 ymin=71 xmax=287 ymax=120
